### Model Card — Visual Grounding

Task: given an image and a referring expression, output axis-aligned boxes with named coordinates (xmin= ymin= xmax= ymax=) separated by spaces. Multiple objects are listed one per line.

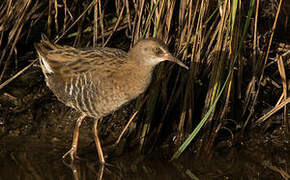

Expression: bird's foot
xmin=62 ymin=148 xmax=80 ymax=161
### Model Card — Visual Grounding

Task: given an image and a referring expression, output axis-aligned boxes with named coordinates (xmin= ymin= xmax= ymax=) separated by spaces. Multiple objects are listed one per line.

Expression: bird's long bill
xmin=163 ymin=54 xmax=189 ymax=70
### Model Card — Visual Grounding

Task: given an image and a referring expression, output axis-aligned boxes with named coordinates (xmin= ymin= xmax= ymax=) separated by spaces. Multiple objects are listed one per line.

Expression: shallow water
xmin=0 ymin=136 xmax=187 ymax=180
xmin=1 ymin=130 xmax=289 ymax=180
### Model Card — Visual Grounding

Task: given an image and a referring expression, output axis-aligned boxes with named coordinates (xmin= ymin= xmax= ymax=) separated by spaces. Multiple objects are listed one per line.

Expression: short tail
xmin=34 ymin=34 xmax=59 ymax=74
xmin=34 ymin=34 xmax=60 ymax=57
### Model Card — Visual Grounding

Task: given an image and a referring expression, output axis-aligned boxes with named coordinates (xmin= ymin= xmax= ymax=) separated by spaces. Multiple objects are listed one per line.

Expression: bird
xmin=34 ymin=35 xmax=188 ymax=164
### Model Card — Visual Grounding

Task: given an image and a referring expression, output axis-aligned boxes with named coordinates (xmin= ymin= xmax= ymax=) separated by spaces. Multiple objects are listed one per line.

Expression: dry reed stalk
xmin=243 ymin=0 xmax=283 ymax=131
xmin=0 ymin=0 xmax=37 ymax=82
xmin=276 ymin=55 xmax=288 ymax=130
xmin=103 ymin=5 xmax=125 ymax=46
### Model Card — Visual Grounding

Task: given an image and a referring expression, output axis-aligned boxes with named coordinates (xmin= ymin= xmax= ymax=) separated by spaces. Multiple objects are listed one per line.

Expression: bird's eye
xmin=153 ymin=47 xmax=163 ymax=55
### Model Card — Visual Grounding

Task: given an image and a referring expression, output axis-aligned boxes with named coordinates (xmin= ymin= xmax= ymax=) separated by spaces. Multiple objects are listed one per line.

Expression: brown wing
xmin=34 ymin=35 xmax=128 ymax=79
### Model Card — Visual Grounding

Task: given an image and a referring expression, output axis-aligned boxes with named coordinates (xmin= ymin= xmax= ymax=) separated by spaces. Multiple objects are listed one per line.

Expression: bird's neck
xmin=116 ymin=53 xmax=157 ymax=91
xmin=124 ymin=59 xmax=155 ymax=80
xmin=128 ymin=51 xmax=159 ymax=70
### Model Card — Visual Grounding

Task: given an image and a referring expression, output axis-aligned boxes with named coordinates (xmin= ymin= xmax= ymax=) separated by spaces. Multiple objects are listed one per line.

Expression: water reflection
xmin=0 ymin=137 xmax=186 ymax=180
xmin=1 ymin=135 xmax=286 ymax=179
xmin=63 ymin=160 xmax=104 ymax=180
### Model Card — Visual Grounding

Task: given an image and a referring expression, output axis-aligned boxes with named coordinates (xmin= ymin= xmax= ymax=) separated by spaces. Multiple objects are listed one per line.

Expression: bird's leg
xmin=93 ymin=119 xmax=105 ymax=164
xmin=63 ymin=113 xmax=86 ymax=161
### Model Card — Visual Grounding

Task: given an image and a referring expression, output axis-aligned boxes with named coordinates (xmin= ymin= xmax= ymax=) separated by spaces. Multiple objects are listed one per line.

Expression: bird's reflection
xmin=0 ymin=137 xmax=185 ymax=180
xmin=63 ymin=159 xmax=104 ymax=180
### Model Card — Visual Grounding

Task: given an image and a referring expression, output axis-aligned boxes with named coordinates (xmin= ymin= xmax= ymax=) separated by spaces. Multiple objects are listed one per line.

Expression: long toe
xmin=63 ymin=148 xmax=80 ymax=161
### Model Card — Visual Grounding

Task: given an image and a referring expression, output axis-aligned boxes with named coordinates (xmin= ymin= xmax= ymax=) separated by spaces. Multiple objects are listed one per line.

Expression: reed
xmin=0 ymin=0 xmax=288 ymax=160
